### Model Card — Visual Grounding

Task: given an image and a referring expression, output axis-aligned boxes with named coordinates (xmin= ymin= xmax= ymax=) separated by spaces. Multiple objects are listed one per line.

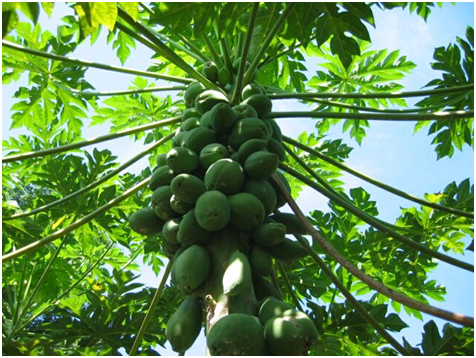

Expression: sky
xmin=1 ymin=2 xmax=474 ymax=356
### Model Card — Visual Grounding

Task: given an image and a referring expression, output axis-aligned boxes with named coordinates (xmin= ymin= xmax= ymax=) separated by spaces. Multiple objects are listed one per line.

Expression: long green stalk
xmin=4 ymin=132 xmax=175 ymax=220
xmin=270 ymin=173 xmax=474 ymax=327
xmin=276 ymin=262 xmax=303 ymax=311
xmin=129 ymin=260 xmax=173 ymax=356
xmin=244 ymin=3 xmax=297 ymax=84
xmin=293 ymin=235 xmax=411 ymax=355
xmin=231 ymin=2 xmax=260 ymax=105
xmin=202 ymin=35 xmax=224 ymax=68
xmin=175 ymin=32 xmax=211 ymax=63
xmin=2 ymin=177 xmax=150 ymax=262
xmin=280 ymin=162 xmax=474 ymax=273
xmin=271 ymin=110 xmax=474 ymax=121
xmin=2 ymin=117 xmax=181 ymax=163
xmin=267 ymin=84 xmax=474 ymax=99
xmin=283 ymin=136 xmax=474 ymax=219
xmin=2 ymin=40 xmax=192 ymax=84
xmin=214 ymin=22 xmax=233 ymax=72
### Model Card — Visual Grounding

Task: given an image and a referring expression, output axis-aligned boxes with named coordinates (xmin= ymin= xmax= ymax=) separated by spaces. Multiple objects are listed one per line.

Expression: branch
xmin=271 ymin=110 xmax=474 ymax=121
xmin=202 ymin=35 xmax=224 ymax=68
xmin=283 ymin=136 xmax=474 ymax=219
xmin=129 ymin=259 xmax=173 ymax=356
xmin=267 ymin=84 xmax=474 ymax=99
xmin=2 ymin=177 xmax=150 ymax=262
xmin=270 ymin=173 xmax=474 ymax=327
xmin=279 ymin=160 xmax=473 ymax=273
xmin=2 ymin=40 xmax=192 ymax=84
xmin=2 ymin=117 xmax=181 ymax=163
xmin=175 ymin=32 xmax=211 ymax=63
xmin=3 ymin=132 xmax=175 ymax=220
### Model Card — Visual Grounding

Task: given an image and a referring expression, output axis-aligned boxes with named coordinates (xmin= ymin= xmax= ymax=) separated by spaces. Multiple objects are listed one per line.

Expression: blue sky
xmin=2 ymin=3 xmax=474 ymax=356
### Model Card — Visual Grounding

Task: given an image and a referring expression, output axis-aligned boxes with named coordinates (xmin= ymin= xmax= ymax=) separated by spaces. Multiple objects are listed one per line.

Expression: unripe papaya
xmin=162 ymin=240 xmax=180 ymax=258
xmin=156 ymin=153 xmax=167 ymax=167
xmin=242 ymin=179 xmax=277 ymax=215
xmin=232 ymin=104 xmax=258 ymax=120
xmin=170 ymin=174 xmax=207 ymax=204
xmin=166 ymin=297 xmax=203 ymax=354
xmin=199 ymin=143 xmax=229 ymax=170
xmin=184 ymin=82 xmax=206 ymax=108
xmin=149 ymin=165 xmax=175 ymax=191
xmin=162 ymin=217 xmax=181 ymax=244
xmin=253 ymin=275 xmax=282 ymax=301
xmin=182 ymin=127 xmax=217 ymax=155
xmin=151 ymin=186 xmax=177 ymax=221
xmin=242 ymin=83 xmax=265 ymax=101
xmin=268 ymin=170 xmax=291 ymax=208
xmin=268 ymin=118 xmax=283 ymax=142
xmin=204 ymin=159 xmax=245 ymax=195
xmin=202 ymin=61 xmax=218 ymax=82
xmin=223 ymin=251 xmax=252 ymax=296
xmin=258 ymin=296 xmax=293 ymax=325
xmin=267 ymin=138 xmax=286 ymax=162
xmin=228 ymin=193 xmax=265 ymax=231
xmin=281 ymin=309 xmax=318 ymax=348
xmin=242 ymin=94 xmax=272 ymax=119
xmin=199 ymin=110 xmax=213 ymax=129
xmin=195 ymin=191 xmax=231 ymax=231
xmin=227 ymin=118 xmax=271 ymax=150
xmin=231 ymin=138 xmax=267 ymax=165
xmin=268 ymin=237 xmax=308 ymax=261
xmin=180 ymin=117 xmax=200 ymax=131
xmin=173 ymin=245 xmax=210 ymax=295
xmin=207 ymin=314 xmax=266 ymax=356
xmin=176 ymin=209 xmax=211 ymax=247
xmin=271 ymin=212 xmax=307 ymax=235
xmin=264 ymin=315 xmax=305 ymax=356
xmin=182 ymin=107 xmax=202 ymax=121
xmin=244 ymin=151 xmax=279 ymax=179
xmin=172 ymin=131 xmax=188 ymax=147
xmin=251 ymin=222 xmax=286 ymax=247
xmin=166 ymin=147 xmax=199 ymax=174
xmin=217 ymin=67 xmax=231 ymax=87
xmin=250 ymin=244 xmax=273 ymax=277
xmin=195 ymin=90 xmax=228 ymax=114
xmin=170 ymin=194 xmax=194 ymax=215
xmin=129 ymin=207 xmax=164 ymax=236
xmin=210 ymin=102 xmax=237 ymax=133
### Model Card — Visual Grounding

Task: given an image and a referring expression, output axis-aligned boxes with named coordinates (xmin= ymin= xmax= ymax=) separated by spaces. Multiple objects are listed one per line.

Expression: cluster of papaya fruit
xmin=128 ymin=78 xmax=315 ymax=355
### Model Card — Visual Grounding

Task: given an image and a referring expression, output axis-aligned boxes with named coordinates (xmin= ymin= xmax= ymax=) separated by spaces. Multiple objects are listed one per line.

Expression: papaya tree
xmin=2 ymin=2 xmax=474 ymax=356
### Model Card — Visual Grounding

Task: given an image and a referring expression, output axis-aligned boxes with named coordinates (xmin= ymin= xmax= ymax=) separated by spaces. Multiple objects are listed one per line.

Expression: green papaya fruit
xmin=244 ymin=151 xmax=279 ymax=179
xmin=251 ymin=222 xmax=286 ymax=247
xmin=151 ymin=186 xmax=177 ymax=221
xmin=156 ymin=153 xmax=167 ymax=167
xmin=129 ymin=207 xmax=165 ymax=236
xmin=232 ymin=104 xmax=258 ymax=120
xmin=170 ymin=194 xmax=194 ymax=215
xmin=223 ymin=251 xmax=252 ymax=296
xmin=281 ymin=309 xmax=318 ymax=349
xmin=263 ymin=119 xmax=274 ymax=138
xmin=232 ymin=138 xmax=268 ymax=165
xmin=166 ymin=147 xmax=199 ymax=174
xmin=210 ymin=102 xmax=237 ymax=133
xmin=195 ymin=191 xmax=231 ymax=231
xmin=173 ymin=245 xmax=187 ymax=261
xmin=176 ymin=209 xmax=211 ymax=247
xmin=242 ymin=83 xmax=265 ymax=101
xmin=207 ymin=314 xmax=266 ymax=356
xmin=242 ymin=179 xmax=277 ymax=215
xmin=172 ymin=131 xmax=188 ymax=147
xmin=253 ymin=275 xmax=281 ymax=301
xmin=182 ymin=107 xmax=202 ymax=121
xmin=149 ymin=165 xmax=175 ymax=191
xmin=202 ymin=61 xmax=218 ymax=82
xmin=162 ymin=217 xmax=181 ymax=244
xmin=268 ymin=170 xmax=291 ymax=208
xmin=250 ymin=244 xmax=273 ymax=277
xmin=199 ymin=110 xmax=213 ymax=129
xmin=195 ymin=90 xmax=228 ymax=114
xmin=228 ymin=193 xmax=265 ymax=231
xmin=268 ymin=237 xmax=308 ymax=261
xmin=173 ymin=245 xmax=210 ymax=295
xmin=162 ymin=240 xmax=180 ymax=258
xmin=217 ymin=67 xmax=231 ymax=87
xmin=242 ymin=94 xmax=272 ymax=119
xmin=271 ymin=212 xmax=307 ymax=235
xmin=199 ymin=143 xmax=229 ymax=170
xmin=227 ymin=118 xmax=271 ymax=150
xmin=258 ymin=296 xmax=293 ymax=325
xmin=182 ymin=127 xmax=217 ymax=155
xmin=184 ymin=82 xmax=207 ymax=108
xmin=267 ymin=138 xmax=286 ymax=162
xmin=264 ymin=315 xmax=305 ymax=356
xmin=204 ymin=159 xmax=245 ymax=195
xmin=166 ymin=297 xmax=203 ymax=354
xmin=181 ymin=117 xmax=201 ymax=131
xmin=268 ymin=119 xmax=282 ymax=142
xmin=170 ymin=174 xmax=207 ymax=204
